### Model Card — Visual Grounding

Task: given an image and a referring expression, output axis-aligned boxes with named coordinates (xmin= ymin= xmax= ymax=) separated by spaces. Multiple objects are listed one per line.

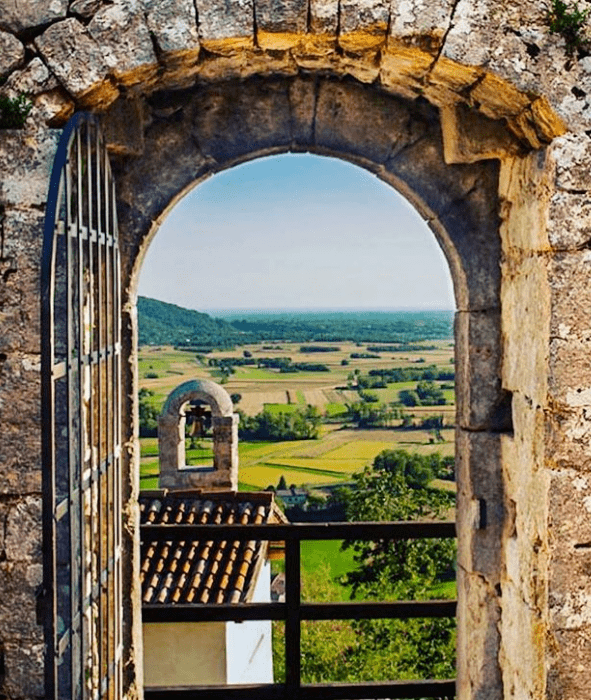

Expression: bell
xmin=186 ymin=402 xmax=211 ymax=438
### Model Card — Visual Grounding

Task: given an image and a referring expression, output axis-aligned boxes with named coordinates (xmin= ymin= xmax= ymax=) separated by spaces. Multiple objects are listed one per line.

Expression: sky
xmin=138 ymin=153 xmax=455 ymax=312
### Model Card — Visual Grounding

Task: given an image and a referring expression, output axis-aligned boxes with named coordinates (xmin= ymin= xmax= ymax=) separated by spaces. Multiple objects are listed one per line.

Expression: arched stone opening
xmin=110 ymin=71 xmax=531 ymax=700
xmin=157 ymin=379 xmax=239 ymax=491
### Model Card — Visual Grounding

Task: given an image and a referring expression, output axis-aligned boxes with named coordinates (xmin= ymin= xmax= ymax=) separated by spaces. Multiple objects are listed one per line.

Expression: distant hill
xmin=137 ymin=297 xmax=245 ymax=347
xmin=137 ymin=297 xmax=454 ymax=347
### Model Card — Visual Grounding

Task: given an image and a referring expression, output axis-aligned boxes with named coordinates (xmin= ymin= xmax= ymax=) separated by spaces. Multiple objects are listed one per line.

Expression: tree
xmin=277 ymin=475 xmax=287 ymax=490
xmin=230 ymin=393 xmax=242 ymax=405
xmin=138 ymin=388 xmax=159 ymax=437
xmin=339 ymin=449 xmax=457 ymax=679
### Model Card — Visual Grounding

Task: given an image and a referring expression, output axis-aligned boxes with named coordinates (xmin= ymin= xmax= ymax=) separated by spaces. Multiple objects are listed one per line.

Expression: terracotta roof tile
xmin=139 ymin=490 xmax=285 ymax=607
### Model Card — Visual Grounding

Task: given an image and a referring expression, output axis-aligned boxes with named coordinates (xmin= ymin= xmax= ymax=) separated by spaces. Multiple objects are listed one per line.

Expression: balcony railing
xmin=142 ymin=521 xmax=457 ymax=700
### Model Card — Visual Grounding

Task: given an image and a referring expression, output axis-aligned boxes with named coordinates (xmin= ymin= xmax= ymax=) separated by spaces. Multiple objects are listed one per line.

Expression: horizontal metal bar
xmin=144 ymin=679 xmax=456 ymax=700
xmin=303 ymin=599 xmax=457 ymax=621
xmin=142 ymin=600 xmax=456 ymax=623
xmin=140 ymin=521 xmax=456 ymax=542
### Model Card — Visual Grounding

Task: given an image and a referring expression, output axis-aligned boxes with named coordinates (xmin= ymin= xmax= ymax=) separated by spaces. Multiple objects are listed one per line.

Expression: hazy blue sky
xmin=138 ymin=153 xmax=455 ymax=312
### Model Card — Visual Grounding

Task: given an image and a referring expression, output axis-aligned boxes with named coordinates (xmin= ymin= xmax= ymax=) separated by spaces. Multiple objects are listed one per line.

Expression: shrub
xmin=0 ymin=93 xmax=33 ymax=129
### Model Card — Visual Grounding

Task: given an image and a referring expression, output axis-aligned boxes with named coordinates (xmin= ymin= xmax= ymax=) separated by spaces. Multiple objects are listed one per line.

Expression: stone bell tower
xmin=157 ymin=379 xmax=239 ymax=491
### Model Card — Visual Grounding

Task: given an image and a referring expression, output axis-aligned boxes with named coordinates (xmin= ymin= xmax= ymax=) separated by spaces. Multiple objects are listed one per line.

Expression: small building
xmin=276 ymin=487 xmax=307 ymax=508
xmin=142 ymin=379 xmax=286 ymax=688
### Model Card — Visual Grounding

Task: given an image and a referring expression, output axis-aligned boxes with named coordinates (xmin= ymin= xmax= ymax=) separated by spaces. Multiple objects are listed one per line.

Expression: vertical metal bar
xmin=285 ymin=536 xmax=301 ymax=696
xmin=76 ymin=125 xmax=89 ymax=700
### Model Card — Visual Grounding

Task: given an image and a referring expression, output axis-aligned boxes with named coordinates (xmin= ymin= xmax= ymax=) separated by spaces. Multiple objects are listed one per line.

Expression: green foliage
xmin=238 ymin=405 xmax=322 ymax=441
xmin=138 ymin=388 xmax=159 ymax=437
xmin=230 ymin=393 xmax=242 ymax=404
xmin=0 ymin=93 xmax=32 ymax=129
xmin=546 ymin=0 xmax=589 ymax=54
xmin=144 ymin=371 xmax=159 ymax=378
xmin=346 ymin=401 xmax=398 ymax=428
xmin=399 ymin=380 xmax=446 ymax=406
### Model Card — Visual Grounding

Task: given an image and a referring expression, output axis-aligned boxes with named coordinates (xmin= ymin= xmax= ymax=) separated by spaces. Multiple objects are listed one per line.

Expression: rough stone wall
xmin=1 ymin=2 xmax=591 ymax=700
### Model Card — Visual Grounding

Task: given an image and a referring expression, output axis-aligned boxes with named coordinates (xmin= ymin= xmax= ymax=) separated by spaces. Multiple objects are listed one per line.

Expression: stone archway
xmin=111 ymin=72 xmax=532 ymax=700
xmin=2 ymin=3 xmax=591 ymax=700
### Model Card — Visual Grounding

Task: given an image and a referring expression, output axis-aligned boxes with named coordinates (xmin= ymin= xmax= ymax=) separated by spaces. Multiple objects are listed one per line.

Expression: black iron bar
xmin=143 ymin=599 xmax=456 ymax=623
xmin=140 ymin=521 xmax=456 ymax=541
xmin=144 ymin=679 xmax=456 ymax=700
xmin=285 ymin=536 xmax=301 ymax=694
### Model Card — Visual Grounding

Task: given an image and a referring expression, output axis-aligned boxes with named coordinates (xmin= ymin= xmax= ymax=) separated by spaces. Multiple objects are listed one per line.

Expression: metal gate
xmin=41 ymin=113 xmax=123 ymax=700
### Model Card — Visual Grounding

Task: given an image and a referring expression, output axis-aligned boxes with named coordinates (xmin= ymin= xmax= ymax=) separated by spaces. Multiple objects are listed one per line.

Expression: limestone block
xmin=379 ymin=45 xmax=433 ymax=97
xmin=499 ymin=151 xmax=553 ymax=254
xmin=288 ymin=75 xmax=316 ymax=147
xmin=0 ymin=422 xmax=41 ymax=495
xmin=191 ymin=78 xmax=291 ymax=164
xmin=455 ymin=310 xmax=505 ymax=431
xmin=35 ymin=19 xmax=119 ymax=108
xmin=441 ymin=0 xmax=497 ymax=66
xmin=456 ymin=565 xmax=502 ymax=700
xmin=440 ymin=102 xmax=523 ymax=165
xmin=549 ymin=251 xmax=591 ymax=342
xmin=307 ymin=0 xmax=337 ymax=33
xmin=102 ymin=96 xmax=146 ymax=157
xmin=551 ymin=132 xmax=591 ymax=191
xmin=456 ymin=430 xmax=504 ymax=582
xmin=390 ymin=0 xmax=455 ymax=41
xmin=0 ymin=208 xmax=44 ymax=354
xmin=0 ymin=31 xmax=24 ymax=78
xmin=499 ymin=579 xmax=546 ymax=700
xmin=338 ymin=0 xmax=389 ymax=52
xmin=0 ymin=562 xmax=42 ymax=639
xmin=143 ymin=0 xmax=200 ymax=56
xmin=3 ymin=638 xmax=44 ymax=697
xmin=501 ymin=254 xmax=550 ymax=405
xmin=5 ymin=497 xmax=42 ymax=562
xmin=88 ymin=1 xmax=158 ymax=87
xmin=115 ymin=111 xmax=209 ymax=221
xmin=256 ymin=0 xmax=307 ymax=50
xmin=0 ymin=0 xmax=68 ymax=33
xmin=1 ymin=57 xmax=58 ymax=95
xmin=548 ymin=191 xmax=591 ymax=250
xmin=314 ymin=78 xmax=420 ymax=164
xmin=427 ymin=56 xmax=481 ymax=101
xmin=546 ymin=405 xmax=591 ymax=472
xmin=70 ymin=0 xmax=103 ymax=19
xmin=196 ymin=48 xmax=298 ymax=81
xmin=547 ymin=628 xmax=591 ymax=700
xmin=195 ymin=0 xmax=254 ymax=54
xmin=0 ymin=353 xmax=41 ymax=427
xmin=0 ymin=130 xmax=60 ymax=207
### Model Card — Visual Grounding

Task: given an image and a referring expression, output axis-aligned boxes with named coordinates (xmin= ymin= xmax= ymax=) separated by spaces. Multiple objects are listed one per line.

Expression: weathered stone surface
xmin=546 ymin=405 xmax=591 ymax=472
xmin=551 ymin=132 xmax=591 ymax=191
xmin=549 ymin=251 xmax=591 ymax=342
xmin=456 ymin=430 xmax=504 ymax=580
xmin=442 ymin=0 xmax=498 ymax=67
xmin=0 ymin=422 xmax=41 ymax=495
xmin=5 ymin=497 xmax=42 ymax=562
xmin=339 ymin=0 xmax=389 ymax=52
xmin=195 ymin=0 xmax=254 ymax=54
xmin=547 ymin=628 xmax=591 ymax=700
xmin=88 ymin=1 xmax=157 ymax=87
xmin=548 ymin=191 xmax=591 ymax=250
xmin=0 ymin=31 xmax=24 ymax=78
xmin=314 ymin=79 xmax=420 ymax=164
xmin=501 ymin=254 xmax=550 ymax=405
xmin=288 ymin=75 xmax=316 ymax=147
xmin=0 ymin=562 xmax=42 ymax=639
xmin=0 ymin=208 xmax=44 ymax=355
xmin=455 ymin=310 xmax=504 ymax=431
xmin=3 ymin=638 xmax=44 ymax=697
xmin=456 ymin=565 xmax=503 ymax=700
xmin=191 ymin=78 xmax=292 ymax=164
xmin=441 ymin=102 xmax=523 ymax=164
xmin=1 ymin=57 xmax=59 ymax=96
xmin=0 ymin=353 xmax=41 ymax=427
xmin=0 ymin=130 xmax=60 ymax=207
xmin=35 ymin=19 xmax=119 ymax=108
xmin=143 ymin=0 xmax=200 ymax=56
xmin=309 ymin=0 xmax=338 ymax=35
xmin=390 ymin=0 xmax=455 ymax=40
xmin=70 ymin=0 xmax=103 ymax=20
xmin=0 ymin=0 xmax=68 ymax=34
xmin=256 ymin=0 xmax=307 ymax=50
xmin=102 ymin=96 xmax=146 ymax=156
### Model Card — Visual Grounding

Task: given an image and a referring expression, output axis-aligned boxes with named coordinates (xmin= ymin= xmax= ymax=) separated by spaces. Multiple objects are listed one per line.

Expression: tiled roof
xmin=139 ymin=490 xmax=285 ymax=606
